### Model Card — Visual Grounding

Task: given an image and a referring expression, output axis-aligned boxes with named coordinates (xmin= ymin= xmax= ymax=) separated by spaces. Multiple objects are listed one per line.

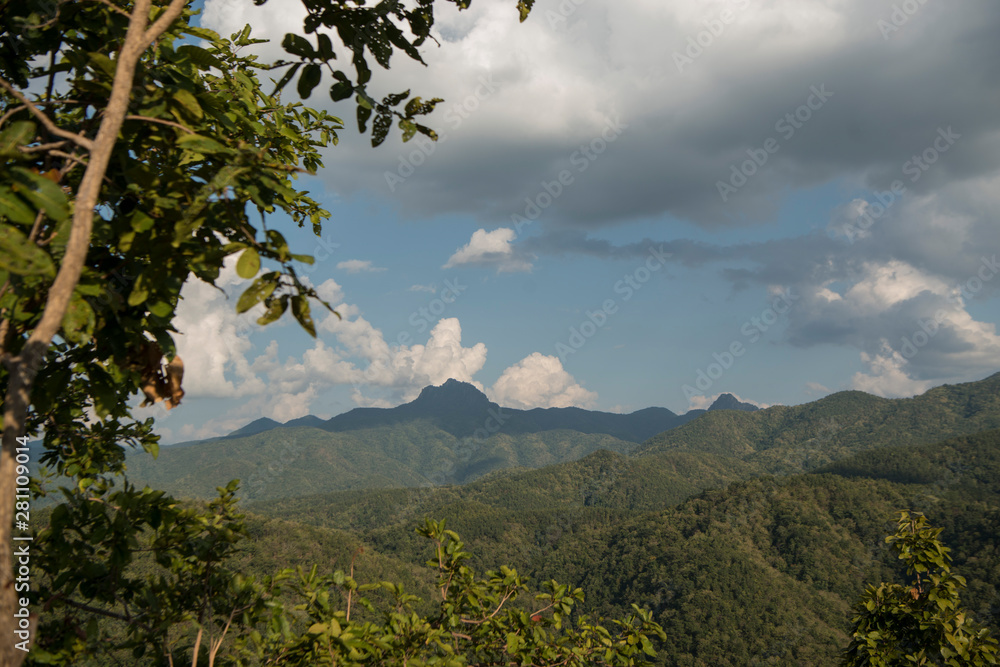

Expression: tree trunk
xmin=0 ymin=2 xmax=186 ymax=663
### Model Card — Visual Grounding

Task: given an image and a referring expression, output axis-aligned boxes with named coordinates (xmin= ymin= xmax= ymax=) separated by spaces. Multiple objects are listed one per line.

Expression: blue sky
xmin=148 ymin=0 xmax=1000 ymax=443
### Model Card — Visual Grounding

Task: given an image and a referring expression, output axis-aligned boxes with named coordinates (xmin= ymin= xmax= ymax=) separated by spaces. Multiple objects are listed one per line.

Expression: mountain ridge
xmin=221 ymin=379 xmax=759 ymax=443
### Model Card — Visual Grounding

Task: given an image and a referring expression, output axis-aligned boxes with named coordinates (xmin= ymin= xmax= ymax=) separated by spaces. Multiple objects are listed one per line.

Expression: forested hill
xmin=635 ymin=371 xmax=1000 ymax=474
xmin=249 ymin=428 xmax=1000 ymax=666
xmin=125 ymin=382 xmax=759 ymax=500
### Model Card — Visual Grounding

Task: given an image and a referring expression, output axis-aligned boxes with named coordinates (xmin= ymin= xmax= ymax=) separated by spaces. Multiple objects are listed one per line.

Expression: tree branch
xmin=0 ymin=77 xmax=94 ymax=151
xmin=0 ymin=3 xmax=188 ymax=665
xmin=56 ymin=597 xmax=131 ymax=623
xmin=124 ymin=114 xmax=194 ymax=134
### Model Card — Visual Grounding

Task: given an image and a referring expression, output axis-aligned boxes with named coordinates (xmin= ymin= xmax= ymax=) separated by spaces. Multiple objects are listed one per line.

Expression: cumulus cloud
xmin=200 ymin=0 xmax=1000 ymax=229
xmin=805 ymin=381 xmax=830 ymax=395
xmin=337 ymin=259 xmax=386 ymax=274
xmin=443 ymin=227 xmax=532 ymax=272
xmin=170 ymin=258 xmax=266 ymax=399
xmin=316 ymin=308 xmax=488 ymax=404
xmin=851 ymin=343 xmax=935 ymax=398
xmin=315 ymin=278 xmax=344 ymax=304
xmin=488 ymin=353 xmax=597 ymax=409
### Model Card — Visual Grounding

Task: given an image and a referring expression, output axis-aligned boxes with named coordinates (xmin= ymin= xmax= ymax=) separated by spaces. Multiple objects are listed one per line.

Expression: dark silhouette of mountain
xmin=226 ymin=417 xmax=282 ymax=438
xmin=222 ymin=380 xmax=763 ymax=443
xmin=707 ymin=393 xmax=760 ymax=412
xmin=283 ymin=415 xmax=326 ymax=429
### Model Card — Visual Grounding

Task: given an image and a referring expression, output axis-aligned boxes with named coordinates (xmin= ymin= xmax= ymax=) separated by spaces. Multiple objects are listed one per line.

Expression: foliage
xmin=29 ymin=477 xmax=666 ymax=666
xmin=843 ymin=511 xmax=998 ymax=666
xmin=249 ymin=430 xmax=1000 ymax=666
xmin=0 ymin=0 xmax=536 ymax=663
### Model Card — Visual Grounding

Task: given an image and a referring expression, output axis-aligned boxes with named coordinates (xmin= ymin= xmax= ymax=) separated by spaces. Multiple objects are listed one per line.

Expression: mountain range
xmin=224 ymin=379 xmax=760 ymax=442
xmin=124 ymin=382 xmax=760 ymax=501
xmin=87 ymin=372 xmax=1000 ymax=663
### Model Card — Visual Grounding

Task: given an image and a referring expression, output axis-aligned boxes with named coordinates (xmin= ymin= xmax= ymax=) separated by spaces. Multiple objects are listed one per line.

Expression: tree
xmin=842 ymin=510 xmax=998 ymax=666
xmin=31 ymin=485 xmax=667 ymax=665
xmin=0 ymin=0 xmax=534 ymax=664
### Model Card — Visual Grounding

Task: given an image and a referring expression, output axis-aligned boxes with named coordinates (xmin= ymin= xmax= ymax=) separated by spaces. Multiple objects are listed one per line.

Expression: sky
xmin=146 ymin=0 xmax=1000 ymax=444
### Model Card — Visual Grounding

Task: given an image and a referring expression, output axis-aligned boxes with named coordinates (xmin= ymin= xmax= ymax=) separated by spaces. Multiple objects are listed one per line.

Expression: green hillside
xmin=244 ymin=428 xmax=1000 ymax=666
xmin=125 ymin=422 xmax=639 ymax=501
xmin=636 ymin=372 xmax=1000 ymax=474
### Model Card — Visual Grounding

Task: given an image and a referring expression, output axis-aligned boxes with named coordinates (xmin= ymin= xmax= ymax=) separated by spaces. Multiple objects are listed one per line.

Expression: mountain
xmin=223 ymin=379 xmax=757 ymax=443
xmin=635 ymin=371 xmax=1000 ymax=475
xmin=225 ymin=417 xmax=282 ymax=439
xmin=707 ymin=392 xmax=760 ymax=412
xmin=128 ymin=373 xmax=1000 ymax=505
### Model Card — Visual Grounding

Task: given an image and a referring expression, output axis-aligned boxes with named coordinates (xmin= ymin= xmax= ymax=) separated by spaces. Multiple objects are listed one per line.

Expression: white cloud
xmin=488 ymin=353 xmax=597 ymax=409
xmin=805 ymin=381 xmax=830 ymax=395
xmin=408 ymin=283 xmax=437 ymax=293
xmin=315 ymin=278 xmax=344 ymax=304
xmin=170 ymin=257 xmax=266 ymax=399
xmin=851 ymin=343 xmax=935 ymax=398
xmin=443 ymin=227 xmax=532 ymax=272
xmin=337 ymin=259 xmax=386 ymax=274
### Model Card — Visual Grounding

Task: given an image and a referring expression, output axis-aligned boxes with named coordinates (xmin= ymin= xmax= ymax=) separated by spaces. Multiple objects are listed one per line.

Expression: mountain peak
xmin=708 ymin=393 xmax=760 ymax=412
xmin=413 ymin=379 xmax=492 ymax=409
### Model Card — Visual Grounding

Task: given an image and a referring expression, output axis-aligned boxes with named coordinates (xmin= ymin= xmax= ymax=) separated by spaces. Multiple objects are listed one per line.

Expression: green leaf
xmin=177 ymin=44 xmax=223 ymax=70
xmin=237 ymin=274 xmax=278 ymax=313
xmin=0 ymin=185 xmax=38 ymax=224
xmin=399 ymin=118 xmax=416 ymax=142
xmin=0 ymin=223 xmax=55 ymax=276
xmin=298 ymin=63 xmax=322 ymax=99
xmin=128 ymin=273 xmax=149 ymax=307
xmin=176 ymin=133 xmax=231 ymax=156
xmin=517 ymin=0 xmax=536 ymax=22
xmin=236 ymin=247 xmax=260 ymax=279
xmin=171 ymin=88 xmax=203 ymax=120
xmin=357 ymin=104 xmax=372 ymax=132
xmin=330 ymin=81 xmax=353 ymax=102
xmin=9 ymin=166 xmax=70 ymax=221
xmin=371 ymin=111 xmax=392 ymax=147
xmin=61 ymin=291 xmax=95 ymax=344
xmin=271 ymin=62 xmax=301 ymax=95
xmin=181 ymin=25 xmax=221 ymax=41
xmin=148 ymin=300 xmax=172 ymax=318
xmin=282 ymin=33 xmax=316 ymax=59
xmin=0 ymin=121 xmax=36 ymax=156
xmin=257 ymin=295 xmax=288 ymax=325
xmin=291 ymin=295 xmax=316 ymax=337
